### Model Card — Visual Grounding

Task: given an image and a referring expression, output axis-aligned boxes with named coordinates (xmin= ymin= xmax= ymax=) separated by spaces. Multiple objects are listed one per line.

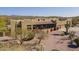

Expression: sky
xmin=0 ymin=7 xmax=79 ymax=17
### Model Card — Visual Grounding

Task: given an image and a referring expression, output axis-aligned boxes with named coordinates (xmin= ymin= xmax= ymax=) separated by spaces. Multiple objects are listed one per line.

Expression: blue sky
xmin=0 ymin=7 xmax=79 ymax=17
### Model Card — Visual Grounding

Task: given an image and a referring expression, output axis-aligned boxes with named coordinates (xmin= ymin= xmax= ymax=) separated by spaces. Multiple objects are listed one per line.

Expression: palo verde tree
xmin=0 ymin=17 xmax=7 ymax=36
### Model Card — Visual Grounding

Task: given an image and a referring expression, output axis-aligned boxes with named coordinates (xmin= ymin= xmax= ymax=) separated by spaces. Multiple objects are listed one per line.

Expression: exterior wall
xmin=11 ymin=18 xmax=73 ymax=39
xmin=10 ymin=20 xmax=16 ymax=39
xmin=21 ymin=19 xmax=32 ymax=38
xmin=22 ymin=18 xmax=57 ymax=32
xmin=10 ymin=18 xmax=72 ymax=39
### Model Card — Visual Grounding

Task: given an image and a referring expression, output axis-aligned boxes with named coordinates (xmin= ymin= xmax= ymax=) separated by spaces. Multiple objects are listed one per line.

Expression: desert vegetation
xmin=64 ymin=21 xmax=71 ymax=35
xmin=0 ymin=29 xmax=47 ymax=51
xmin=0 ymin=15 xmax=79 ymax=51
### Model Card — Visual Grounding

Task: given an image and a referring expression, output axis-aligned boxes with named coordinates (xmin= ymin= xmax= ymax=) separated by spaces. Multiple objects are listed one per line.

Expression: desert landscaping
xmin=0 ymin=15 xmax=79 ymax=51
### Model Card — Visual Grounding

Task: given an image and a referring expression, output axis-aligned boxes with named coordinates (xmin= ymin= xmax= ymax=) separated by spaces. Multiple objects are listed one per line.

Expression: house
xmin=10 ymin=18 xmax=58 ymax=39
xmin=9 ymin=17 xmax=72 ymax=39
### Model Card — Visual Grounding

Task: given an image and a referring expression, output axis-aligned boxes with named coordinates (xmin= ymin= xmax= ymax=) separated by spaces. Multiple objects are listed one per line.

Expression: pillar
xmin=10 ymin=20 xmax=16 ymax=39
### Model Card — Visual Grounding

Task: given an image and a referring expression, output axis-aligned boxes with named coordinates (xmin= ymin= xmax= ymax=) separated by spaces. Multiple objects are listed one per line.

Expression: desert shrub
xmin=36 ymin=31 xmax=47 ymax=44
xmin=37 ymin=32 xmax=45 ymax=39
xmin=69 ymin=31 xmax=75 ymax=40
xmin=0 ymin=42 xmax=26 ymax=51
xmin=36 ymin=31 xmax=46 ymax=39
xmin=23 ymin=31 xmax=35 ymax=41
xmin=60 ymin=31 xmax=65 ymax=36
xmin=51 ymin=49 xmax=59 ymax=51
xmin=74 ymin=37 xmax=79 ymax=47
xmin=0 ymin=43 xmax=4 ymax=48
xmin=31 ymin=45 xmax=44 ymax=51
xmin=0 ymin=32 xmax=3 ymax=37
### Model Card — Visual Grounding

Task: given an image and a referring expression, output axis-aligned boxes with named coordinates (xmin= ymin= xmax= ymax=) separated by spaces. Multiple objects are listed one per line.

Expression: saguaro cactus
xmin=65 ymin=21 xmax=70 ymax=35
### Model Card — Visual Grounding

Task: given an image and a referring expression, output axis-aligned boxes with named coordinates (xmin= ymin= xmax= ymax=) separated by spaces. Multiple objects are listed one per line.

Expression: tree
xmin=0 ymin=17 xmax=7 ymax=36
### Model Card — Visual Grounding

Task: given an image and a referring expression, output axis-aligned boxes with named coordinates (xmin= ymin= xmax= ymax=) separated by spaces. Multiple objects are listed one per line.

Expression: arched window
xmin=38 ymin=19 xmax=40 ymax=21
xmin=42 ymin=19 xmax=45 ymax=21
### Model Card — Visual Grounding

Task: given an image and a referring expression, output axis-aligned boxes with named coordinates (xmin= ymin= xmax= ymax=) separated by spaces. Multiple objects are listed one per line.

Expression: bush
xmin=0 ymin=42 xmax=27 ymax=51
xmin=23 ymin=31 xmax=35 ymax=41
xmin=35 ymin=31 xmax=47 ymax=45
xmin=60 ymin=31 xmax=65 ymax=36
xmin=74 ymin=38 xmax=79 ymax=47
xmin=0 ymin=32 xmax=3 ymax=37
xmin=68 ymin=31 xmax=75 ymax=40
xmin=51 ymin=49 xmax=59 ymax=51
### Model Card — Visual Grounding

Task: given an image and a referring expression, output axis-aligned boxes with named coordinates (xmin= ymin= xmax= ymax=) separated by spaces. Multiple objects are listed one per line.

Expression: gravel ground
xmin=42 ymin=27 xmax=79 ymax=51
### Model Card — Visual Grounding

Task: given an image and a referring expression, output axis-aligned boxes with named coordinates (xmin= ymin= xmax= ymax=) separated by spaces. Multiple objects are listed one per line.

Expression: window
xmin=42 ymin=19 xmax=45 ymax=21
xmin=38 ymin=19 xmax=40 ymax=21
xmin=27 ymin=25 xmax=31 ymax=29
xmin=33 ymin=25 xmax=36 ymax=29
xmin=16 ymin=21 xmax=21 ymax=28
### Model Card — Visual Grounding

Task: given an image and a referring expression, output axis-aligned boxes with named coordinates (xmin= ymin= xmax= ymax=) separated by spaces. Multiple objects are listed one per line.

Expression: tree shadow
xmin=68 ymin=44 xmax=78 ymax=48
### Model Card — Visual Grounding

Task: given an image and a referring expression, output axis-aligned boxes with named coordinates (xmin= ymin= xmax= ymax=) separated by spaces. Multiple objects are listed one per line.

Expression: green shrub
xmin=0 ymin=32 xmax=3 ymax=37
xmin=23 ymin=31 xmax=35 ymax=41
